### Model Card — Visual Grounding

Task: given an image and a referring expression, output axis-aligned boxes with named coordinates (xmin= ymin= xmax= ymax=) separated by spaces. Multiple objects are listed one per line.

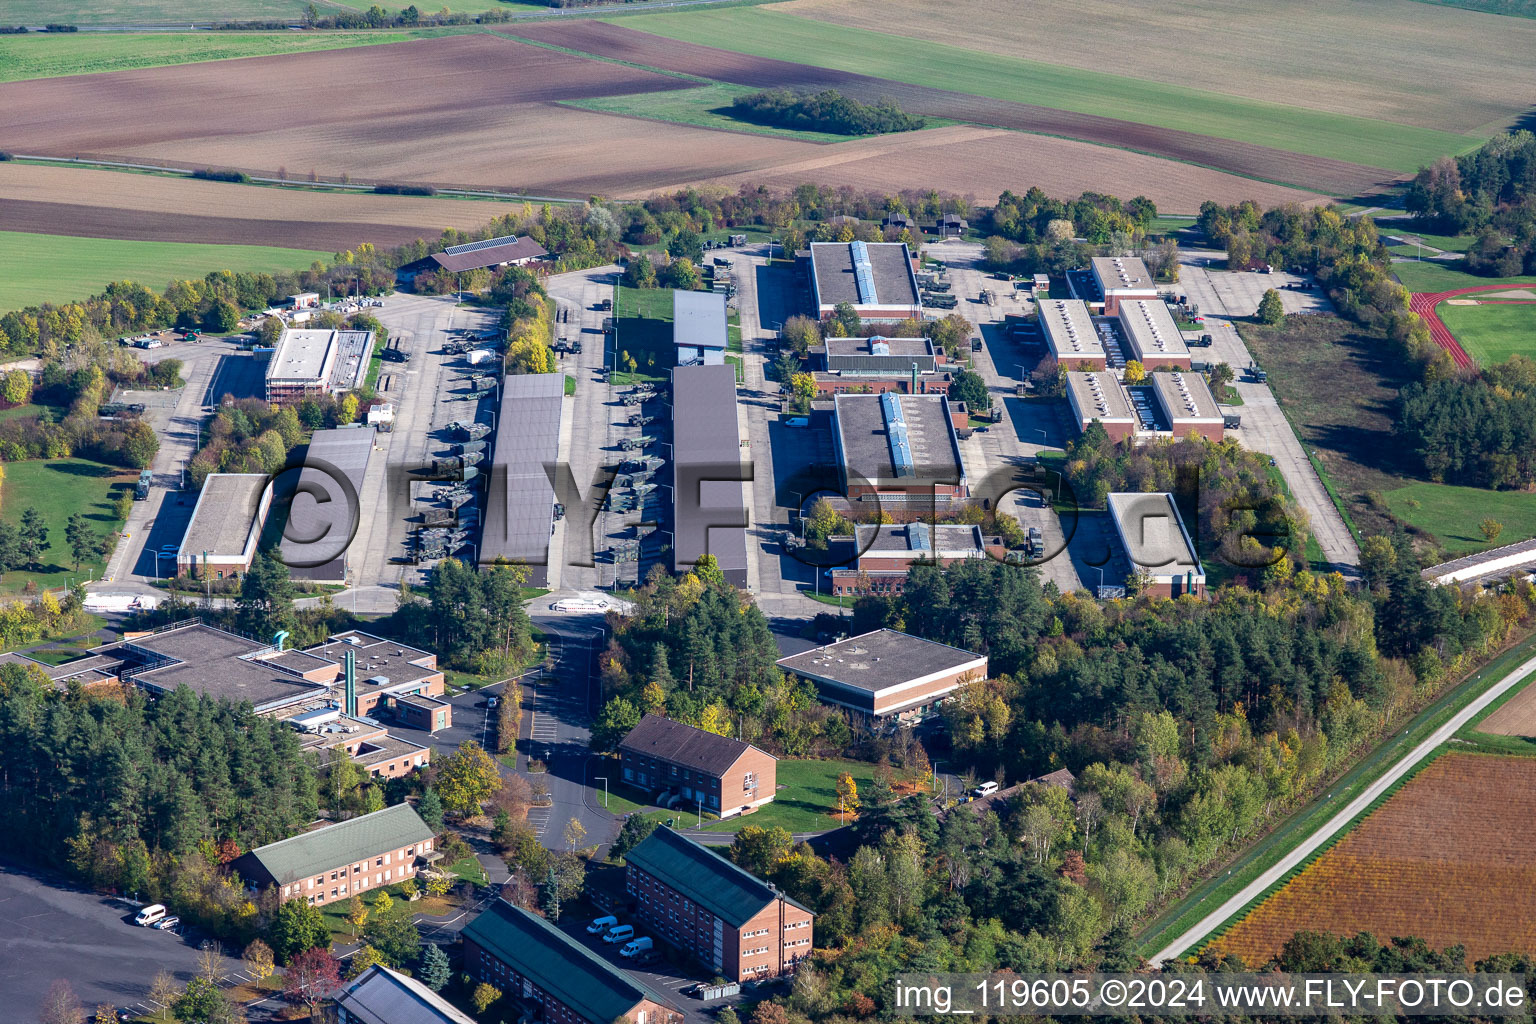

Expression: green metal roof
xmin=625 ymin=826 xmax=813 ymax=928
xmin=244 ymin=804 xmax=433 ymax=885
xmin=461 ymin=901 xmax=674 ymax=1024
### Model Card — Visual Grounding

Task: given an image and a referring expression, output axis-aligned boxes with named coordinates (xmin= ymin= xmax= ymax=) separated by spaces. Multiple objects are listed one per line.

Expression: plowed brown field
xmin=505 ymin=21 xmax=1393 ymax=197
xmin=1208 ymin=754 xmax=1536 ymax=966
xmin=1476 ymin=681 xmax=1536 ymax=737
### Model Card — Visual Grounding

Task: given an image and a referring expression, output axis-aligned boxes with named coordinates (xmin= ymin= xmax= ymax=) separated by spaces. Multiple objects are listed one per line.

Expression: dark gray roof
xmin=775 ymin=628 xmax=987 ymax=695
xmin=462 ymin=901 xmax=675 ymax=1024
xmin=809 ymin=241 xmax=920 ymax=309
xmin=110 ymin=623 xmax=331 ymax=712
xmin=1106 ymin=492 xmax=1203 ymax=581
xmin=672 ymin=364 xmax=747 ymax=583
xmin=832 ymin=393 xmax=966 ymax=487
xmin=626 ymin=826 xmax=811 ymax=928
xmin=335 ymin=965 xmax=476 ymax=1024
xmin=280 ymin=426 xmax=374 ymax=579
xmin=432 ymin=235 xmax=548 ymax=273
xmin=673 ymin=289 xmax=728 ymax=353
xmin=482 ymin=373 xmax=563 ymax=567
xmin=853 ymin=522 xmax=984 ymax=557
xmin=820 ymin=336 xmax=936 ymax=373
xmin=236 ymin=803 xmax=433 ymax=887
xmin=618 ymin=714 xmax=763 ymax=776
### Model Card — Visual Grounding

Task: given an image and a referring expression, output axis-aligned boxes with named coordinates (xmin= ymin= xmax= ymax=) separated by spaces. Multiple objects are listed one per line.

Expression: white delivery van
xmin=135 ymin=904 xmax=168 ymax=927
xmin=588 ymin=915 xmax=618 ymax=934
xmin=970 ymin=781 xmax=1000 ymax=799
xmin=620 ymin=937 xmax=654 ymax=959
xmin=604 ymin=924 xmax=635 ymax=944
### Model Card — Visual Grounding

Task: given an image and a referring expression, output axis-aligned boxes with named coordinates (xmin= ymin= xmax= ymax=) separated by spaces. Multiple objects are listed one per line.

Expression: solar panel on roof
xmin=850 ymin=240 xmax=877 ymax=305
xmin=881 ymin=392 xmax=915 ymax=479
xmin=443 ymin=234 xmax=520 ymax=256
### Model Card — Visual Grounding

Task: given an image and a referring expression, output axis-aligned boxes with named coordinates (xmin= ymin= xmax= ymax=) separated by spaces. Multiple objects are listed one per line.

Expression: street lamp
xmin=596 ymin=775 xmax=609 ymax=810
xmin=153 ymin=550 xmax=162 ymax=579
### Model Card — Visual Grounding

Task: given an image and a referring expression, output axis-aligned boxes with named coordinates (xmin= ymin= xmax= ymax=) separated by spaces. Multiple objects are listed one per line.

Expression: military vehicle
xmin=628 ymin=413 xmax=656 ymax=427
xmin=455 ymin=439 xmax=487 ymax=456
xmin=618 ymin=435 xmax=659 ymax=451
xmin=462 ymin=389 xmax=493 ymax=402
xmin=462 ymin=373 xmax=497 ymax=391
xmin=622 ymin=455 xmax=664 ymax=472
xmin=442 ymin=338 xmax=471 ymax=355
xmin=632 ymin=482 xmax=658 ymax=497
xmin=448 ymin=421 xmax=489 ymax=439
xmin=422 ymin=507 xmax=456 ymax=527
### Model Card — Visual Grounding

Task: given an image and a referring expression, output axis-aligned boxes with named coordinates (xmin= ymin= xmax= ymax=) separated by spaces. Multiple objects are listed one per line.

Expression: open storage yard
xmin=1206 ymin=753 xmax=1536 ymax=965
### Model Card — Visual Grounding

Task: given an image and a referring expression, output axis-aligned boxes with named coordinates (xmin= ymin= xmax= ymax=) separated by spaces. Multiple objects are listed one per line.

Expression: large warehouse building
xmin=776 ymin=628 xmax=988 ymax=726
xmin=276 ymin=426 xmax=374 ymax=585
xmin=178 ymin=473 xmax=271 ymax=579
xmin=481 ymin=372 xmax=563 ymax=586
xmin=266 ymin=328 xmax=375 ymax=404
xmin=674 ymin=289 xmax=728 ymax=366
xmin=673 ymin=363 xmax=748 ymax=588
xmin=1091 ymin=256 xmax=1160 ymax=314
xmin=832 ymin=392 xmax=968 ymax=510
xmin=807 ymin=241 xmax=922 ymax=321
xmin=1117 ymin=299 xmax=1191 ymax=369
xmin=1038 ymin=298 xmax=1106 ymax=370
xmin=1066 ymin=371 xmax=1137 ymax=441
xmin=1106 ymin=491 xmax=1206 ymax=598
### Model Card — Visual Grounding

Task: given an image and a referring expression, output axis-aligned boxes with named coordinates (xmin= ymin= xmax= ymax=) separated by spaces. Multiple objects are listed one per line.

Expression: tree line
xmin=1395 ymin=356 xmax=1536 ymax=489
xmin=1407 ymin=131 xmax=1536 ymax=277
xmin=731 ymin=89 xmax=927 ymax=136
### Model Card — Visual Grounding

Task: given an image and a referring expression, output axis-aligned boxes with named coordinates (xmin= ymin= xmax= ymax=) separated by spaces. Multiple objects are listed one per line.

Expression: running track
xmin=1409 ymin=283 xmax=1536 ymax=369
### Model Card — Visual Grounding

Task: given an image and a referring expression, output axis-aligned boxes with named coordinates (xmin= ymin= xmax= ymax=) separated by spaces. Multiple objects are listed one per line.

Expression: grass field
xmin=606 ymin=8 xmax=1473 ymax=171
xmin=1390 ymin=260 xmax=1536 ymax=294
xmin=1435 ymin=301 xmax=1536 ymax=365
xmin=612 ymin=285 xmax=676 ymax=383
xmin=0 ymin=0 xmax=310 ymax=23
xmin=563 ymin=83 xmax=862 ymax=143
xmin=0 ymin=458 xmax=133 ymax=593
xmin=0 ymin=230 xmax=328 ymax=312
xmin=1383 ymin=482 xmax=1536 ymax=556
xmin=1381 ymin=229 xmax=1477 ymax=252
xmin=0 ymin=28 xmax=457 ymax=82
xmin=700 ymin=758 xmax=878 ymax=833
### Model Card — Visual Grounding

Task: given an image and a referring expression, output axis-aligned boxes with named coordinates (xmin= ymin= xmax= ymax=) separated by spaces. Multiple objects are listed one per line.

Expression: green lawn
xmin=1389 ymin=259 xmax=1536 ymax=294
xmin=0 ymin=231 xmax=329 ymax=313
xmin=604 ymin=8 xmax=1473 ymax=173
xmin=0 ymin=28 xmax=461 ymax=83
xmin=0 ymin=458 xmax=134 ymax=593
xmin=700 ymin=758 xmax=878 ymax=834
xmin=562 ymin=82 xmax=867 ymax=143
xmin=1435 ymin=300 xmax=1536 ymax=365
xmin=0 ymin=0 xmax=310 ymax=23
xmin=1382 ymin=229 xmax=1477 ymax=252
xmin=1383 ymin=481 xmax=1536 ymax=556
xmin=0 ymin=402 xmax=65 ymax=423
xmin=612 ymin=285 xmax=676 ymax=381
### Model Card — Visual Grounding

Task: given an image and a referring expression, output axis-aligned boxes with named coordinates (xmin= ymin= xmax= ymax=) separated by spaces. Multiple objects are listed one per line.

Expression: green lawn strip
xmin=0 ymin=231 xmax=329 ymax=313
xmin=602 ymin=9 xmax=1471 ymax=172
xmin=564 ymin=374 xmax=577 ymax=396
xmin=1390 ymin=260 xmax=1536 ymax=293
xmin=0 ymin=0 xmax=309 ymax=24
xmin=0 ymin=458 xmax=133 ymax=593
xmin=804 ymin=590 xmax=853 ymax=608
xmin=1136 ymin=629 xmax=1536 ymax=957
xmin=561 ymin=83 xmax=869 ymax=143
xmin=612 ymin=284 xmax=677 ymax=380
xmin=442 ymin=853 xmax=488 ymax=886
xmin=727 ymin=311 xmax=742 ymax=352
xmin=1383 ymin=481 xmax=1536 ymax=556
xmin=699 ymin=757 xmax=875 ymax=833
xmin=0 ymin=402 xmax=67 ymax=423
xmin=1436 ymin=300 xmax=1536 ymax=364
xmin=0 ymin=28 xmax=468 ymax=83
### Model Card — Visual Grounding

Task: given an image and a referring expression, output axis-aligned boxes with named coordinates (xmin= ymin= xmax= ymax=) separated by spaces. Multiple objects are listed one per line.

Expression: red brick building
xmin=462 ymin=900 xmax=680 ymax=1024
xmin=1065 ymin=371 xmax=1137 ymax=442
xmin=303 ymin=631 xmax=449 ymax=728
xmin=832 ymin=392 xmax=969 ymax=513
xmin=287 ymin=710 xmax=432 ymax=780
xmin=618 ymin=715 xmax=776 ymax=819
xmin=829 ymin=522 xmax=991 ymax=596
xmin=626 ymin=826 xmax=814 ymax=981
xmin=231 ymin=803 xmax=436 ymax=907
xmin=776 ymin=629 xmax=988 ymax=726
xmin=1149 ymin=371 xmax=1224 ymax=441
xmin=1117 ymin=299 xmax=1191 ymax=369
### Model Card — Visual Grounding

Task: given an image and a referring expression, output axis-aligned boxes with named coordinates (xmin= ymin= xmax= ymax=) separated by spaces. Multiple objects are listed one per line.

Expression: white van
xmin=970 ymin=781 xmax=1000 ymax=799
xmin=135 ymin=904 xmax=168 ymax=927
xmin=620 ymin=936 xmax=654 ymax=959
xmin=587 ymin=915 xmax=618 ymax=935
xmin=604 ymin=924 xmax=635 ymax=944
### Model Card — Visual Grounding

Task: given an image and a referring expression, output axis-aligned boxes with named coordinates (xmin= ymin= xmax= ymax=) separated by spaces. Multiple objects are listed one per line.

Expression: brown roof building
xmin=431 ymin=234 xmax=548 ymax=273
xmin=776 ymin=629 xmax=987 ymax=726
xmin=618 ymin=715 xmax=776 ymax=819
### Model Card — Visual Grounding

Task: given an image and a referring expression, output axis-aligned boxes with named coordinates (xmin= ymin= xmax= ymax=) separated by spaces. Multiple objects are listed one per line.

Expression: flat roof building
xmin=776 ymin=628 xmax=988 ymax=725
xmin=277 ymin=426 xmax=374 ymax=584
xmin=231 ymin=803 xmax=435 ymax=905
xmin=266 ymin=327 xmax=375 ymax=404
xmin=817 ymin=336 xmax=938 ymax=374
xmin=462 ymin=900 xmax=681 ymax=1024
xmin=832 ymin=392 xmax=968 ymax=510
xmin=674 ymin=289 xmax=728 ymax=366
xmin=1038 ymin=298 xmax=1106 ymax=370
xmin=830 ymin=522 xmax=986 ymax=596
xmin=618 ymin=715 xmax=776 ymax=819
xmin=1117 ymin=299 xmax=1190 ymax=369
xmin=1091 ymin=256 xmax=1160 ymax=314
xmin=304 ymin=630 xmax=447 ymax=724
xmin=336 ymin=964 xmax=477 ymax=1024
xmin=178 ymin=473 xmax=271 ymax=579
xmin=1066 ymin=371 xmax=1137 ymax=441
xmin=1149 ymin=371 xmax=1223 ymax=441
xmin=672 ymin=364 xmax=748 ymax=588
xmin=1423 ymin=536 xmax=1536 ymax=588
xmin=481 ymin=373 xmax=563 ymax=586
xmin=808 ymin=241 xmax=922 ymax=321
xmin=626 ymin=826 xmax=814 ymax=981
xmin=1106 ymin=491 xmax=1205 ymax=598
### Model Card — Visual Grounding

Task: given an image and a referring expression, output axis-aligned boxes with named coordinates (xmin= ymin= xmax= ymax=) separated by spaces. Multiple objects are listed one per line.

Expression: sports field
xmin=595 ymin=8 xmax=1470 ymax=172
xmin=0 ymin=458 xmax=133 ymax=593
xmin=1383 ymin=482 xmax=1536 ymax=556
xmin=0 ymin=230 xmax=328 ymax=312
xmin=1391 ymin=260 xmax=1536 ymax=294
xmin=1436 ymin=301 xmax=1536 ymax=365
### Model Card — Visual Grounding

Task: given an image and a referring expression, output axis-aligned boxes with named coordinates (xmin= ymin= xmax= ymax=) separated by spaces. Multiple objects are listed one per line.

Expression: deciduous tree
xmin=434 ymin=740 xmax=502 ymax=817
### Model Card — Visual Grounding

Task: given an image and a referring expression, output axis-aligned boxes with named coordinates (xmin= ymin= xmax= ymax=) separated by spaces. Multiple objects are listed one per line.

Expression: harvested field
xmin=510 ymin=21 xmax=1399 ymax=195
xmin=650 ymin=126 xmax=1320 ymax=213
xmin=779 ymin=0 xmax=1536 ymax=134
xmin=0 ymin=163 xmax=527 ymax=250
xmin=1479 ymin=678 xmax=1536 ymax=737
xmin=1207 ymin=753 xmax=1536 ymax=966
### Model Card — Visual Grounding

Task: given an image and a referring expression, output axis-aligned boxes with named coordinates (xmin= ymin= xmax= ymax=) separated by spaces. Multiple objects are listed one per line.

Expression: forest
xmin=730 ymin=89 xmax=927 ymax=136
xmin=1406 ymin=131 xmax=1536 ymax=276
xmin=1395 ymin=357 xmax=1536 ymax=488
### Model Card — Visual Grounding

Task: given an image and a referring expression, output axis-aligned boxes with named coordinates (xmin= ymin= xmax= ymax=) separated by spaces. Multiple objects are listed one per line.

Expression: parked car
xmin=154 ymin=916 xmax=181 ymax=931
xmin=486 ymin=696 xmax=499 ymax=709
xmin=604 ymin=924 xmax=635 ymax=944
xmin=587 ymin=915 xmax=618 ymax=935
xmin=135 ymin=904 xmax=168 ymax=927
xmin=971 ymin=781 xmax=1000 ymax=799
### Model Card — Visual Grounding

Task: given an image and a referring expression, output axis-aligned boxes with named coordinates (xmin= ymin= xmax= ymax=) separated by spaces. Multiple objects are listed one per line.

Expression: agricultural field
xmin=0 ymin=458 xmax=133 ymax=594
xmin=1383 ymin=482 xmax=1536 ymax=557
xmin=0 ymin=230 xmax=327 ymax=311
xmin=0 ymin=0 xmax=309 ymax=24
xmin=0 ymin=161 xmax=534 ymax=251
xmin=1207 ymin=754 xmax=1536 ymax=965
xmin=571 ymin=12 xmax=1469 ymax=175
xmin=1474 ymin=675 xmax=1536 ymax=740
xmin=1436 ymin=301 xmax=1536 ymax=365
xmin=563 ymin=82 xmax=875 ymax=144
xmin=0 ymin=28 xmax=454 ymax=82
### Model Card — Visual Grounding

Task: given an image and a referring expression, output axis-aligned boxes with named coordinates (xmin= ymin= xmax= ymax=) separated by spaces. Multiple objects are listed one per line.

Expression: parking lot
xmin=557 ymin=909 xmax=744 ymax=1024
xmin=0 ymin=863 xmax=220 ymax=1020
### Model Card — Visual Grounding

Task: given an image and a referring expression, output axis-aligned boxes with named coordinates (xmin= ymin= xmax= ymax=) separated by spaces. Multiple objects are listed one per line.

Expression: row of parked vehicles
xmin=587 ymin=914 xmax=658 ymax=963
xmin=134 ymin=903 xmax=181 ymax=932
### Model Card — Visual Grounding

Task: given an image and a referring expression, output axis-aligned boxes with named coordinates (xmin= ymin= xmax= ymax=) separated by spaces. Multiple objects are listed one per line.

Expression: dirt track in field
xmin=506 ymin=21 xmax=1397 ymax=197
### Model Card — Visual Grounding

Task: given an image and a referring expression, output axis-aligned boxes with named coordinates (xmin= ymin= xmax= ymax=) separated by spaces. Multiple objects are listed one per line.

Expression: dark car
xmin=381 ymin=348 xmax=411 ymax=362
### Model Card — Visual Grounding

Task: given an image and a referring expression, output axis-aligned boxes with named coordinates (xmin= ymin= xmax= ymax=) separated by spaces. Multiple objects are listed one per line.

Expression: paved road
xmin=1176 ymin=256 xmax=1361 ymax=575
xmin=1149 ymin=651 xmax=1536 ymax=966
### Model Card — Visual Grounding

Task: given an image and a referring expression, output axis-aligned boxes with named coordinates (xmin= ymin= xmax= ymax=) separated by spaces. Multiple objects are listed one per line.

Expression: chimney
xmin=911 ymin=361 xmax=918 ymax=395
xmin=344 ymin=649 xmax=357 ymax=718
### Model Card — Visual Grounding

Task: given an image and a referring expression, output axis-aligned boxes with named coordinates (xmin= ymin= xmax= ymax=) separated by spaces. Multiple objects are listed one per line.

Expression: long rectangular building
xmin=1065 ymin=371 xmax=1136 ymax=441
xmin=830 ymin=522 xmax=987 ymax=596
xmin=1149 ymin=371 xmax=1223 ymax=441
xmin=1091 ymin=255 xmax=1160 ymax=314
xmin=672 ymin=364 xmax=748 ymax=588
xmin=178 ymin=473 xmax=270 ymax=580
xmin=266 ymin=328 xmax=374 ymax=404
xmin=776 ymin=628 xmax=987 ymax=725
xmin=832 ymin=392 xmax=968 ymax=510
xmin=1038 ymin=298 xmax=1106 ymax=370
xmin=278 ymin=426 xmax=374 ymax=584
xmin=231 ymin=803 xmax=436 ymax=905
xmin=481 ymin=372 xmax=563 ymax=585
xmin=626 ymin=826 xmax=814 ymax=981
xmin=1117 ymin=299 xmax=1190 ymax=368
xmin=808 ymin=241 xmax=922 ymax=321
xmin=1107 ymin=491 xmax=1205 ymax=597
xmin=618 ymin=714 xmax=776 ymax=819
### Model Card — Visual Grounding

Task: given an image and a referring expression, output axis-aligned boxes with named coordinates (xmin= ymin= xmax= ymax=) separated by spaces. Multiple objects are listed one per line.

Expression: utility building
xmin=674 ymin=289 xmax=729 ymax=366
xmin=1149 ymin=371 xmax=1223 ymax=440
xmin=1038 ymin=298 xmax=1106 ymax=370
xmin=178 ymin=473 xmax=270 ymax=580
xmin=776 ymin=628 xmax=988 ymax=725
xmin=1106 ymin=491 xmax=1206 ymax=597
xmin=807 ymin=241 xmax=922 ymax=321
xmin=266 ymin=328 xmax=374 ymax=404
xmin=1065 ymin=371 xmax=1137 ymax=441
